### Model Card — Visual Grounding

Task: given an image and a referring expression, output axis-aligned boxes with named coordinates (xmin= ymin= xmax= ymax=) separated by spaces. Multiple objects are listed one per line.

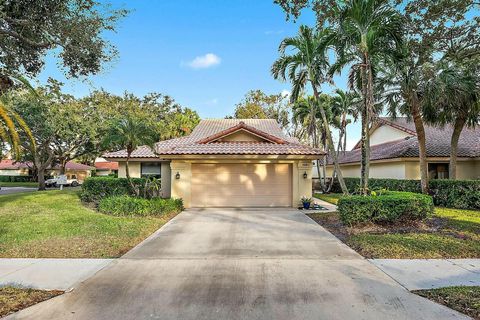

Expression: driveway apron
xmin=8 ymin=208 xmax=468 ymax=320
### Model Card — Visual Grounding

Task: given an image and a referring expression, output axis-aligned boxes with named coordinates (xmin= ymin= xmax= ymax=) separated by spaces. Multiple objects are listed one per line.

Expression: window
xmin=141 ymin=162 xmax=161 ymax=179
xmin=428 ymin=163 xmax=449 ymax=180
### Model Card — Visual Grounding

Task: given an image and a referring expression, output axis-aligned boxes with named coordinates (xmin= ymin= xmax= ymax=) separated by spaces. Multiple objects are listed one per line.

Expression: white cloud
xmin=185 ymin=53 xmax=221 ymax=69
xmin=206 ymin=98 xmax=218 ymax=105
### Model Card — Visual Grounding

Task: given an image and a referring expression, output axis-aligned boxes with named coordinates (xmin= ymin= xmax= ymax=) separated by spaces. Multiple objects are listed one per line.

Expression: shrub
xmin=330 ymin=177 xmax=421 ymax=194
xmin=0 ymin=175 xmax=34 ymax=182
xmin=430 ymin=180 xmax=480 ymax=210
xmin=98 ymin=196 xmax=183 ymax=216
xmin=80 ymin=177 xmax=146 ymax=202
xmin=337 ymin=191 xmax=434 ymax=225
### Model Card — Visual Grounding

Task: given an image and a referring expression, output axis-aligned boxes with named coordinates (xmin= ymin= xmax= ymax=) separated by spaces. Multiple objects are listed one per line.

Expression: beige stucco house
xmin=104 ymin=119 xmax=323 ymax=208
xmin=0 ymin=160 xmax=94 ymax=182
xmin=324 ymin=117 xmax=480 ymax=180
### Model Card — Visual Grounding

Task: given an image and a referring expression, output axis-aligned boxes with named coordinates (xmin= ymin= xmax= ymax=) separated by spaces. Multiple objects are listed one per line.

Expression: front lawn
xmin=0 ymin=181 xmax=38 ymax=188
xmin=309 ymin=193 xmax=480 ymax=259
xmin=0 ymin=287 xmax=63 ymax=318
xmin=0 ymin=189 xmax=178 ymax=258
xmin=314 ymin=193 xmax=343 ymax=205
xmin=413 ymin=286 xmax=480 ymax=320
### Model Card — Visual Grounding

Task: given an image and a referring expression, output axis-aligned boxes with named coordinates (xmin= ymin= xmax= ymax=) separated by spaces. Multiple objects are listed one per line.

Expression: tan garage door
xmin=191 ymin=163 xmax=292 ymax=207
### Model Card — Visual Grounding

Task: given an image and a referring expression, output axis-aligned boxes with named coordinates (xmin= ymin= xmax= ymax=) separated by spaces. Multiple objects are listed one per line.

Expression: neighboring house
xmin=94 ymin=158 xmax=119 ymax=176
xmin=0 ymin=160 xmax=94 ymax=182
xmin=104 ymin=119 xmax=323 ymax=208
xmin=0 ymin=160 xmax=31 ymax=176
xmin=324 ymin=117 xmax=480 ymax=180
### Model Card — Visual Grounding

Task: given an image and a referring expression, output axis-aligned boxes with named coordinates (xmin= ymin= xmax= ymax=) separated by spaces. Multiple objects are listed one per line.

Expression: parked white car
xmin=45 ymin=174 xmax=80 ymax=187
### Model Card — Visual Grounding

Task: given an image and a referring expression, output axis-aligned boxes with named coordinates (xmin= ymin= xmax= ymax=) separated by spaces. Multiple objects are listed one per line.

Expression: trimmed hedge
xmin=330 ymin=177 xmax=480 ymax=210
xmin=0 ymin=175 xmax=34 ymax=182
xmin=80 ymin=177 xmax=147 ymax=202
xmin=430 ymin=180 xmax=480 ymax=210
xmin=331 ymin=177 xmax=421 ymax=193
xmin=337 ymin=191 xmax=434 ymax=225
xmin=98 ymin=196 xmax=183 ymax=216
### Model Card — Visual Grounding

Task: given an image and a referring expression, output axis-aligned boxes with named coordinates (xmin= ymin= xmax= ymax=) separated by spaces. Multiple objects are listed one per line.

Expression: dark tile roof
xmin=331 ymin=117 xmax=480 ymax=164
xmin=104 ymin=119 xmax=323 ymax=158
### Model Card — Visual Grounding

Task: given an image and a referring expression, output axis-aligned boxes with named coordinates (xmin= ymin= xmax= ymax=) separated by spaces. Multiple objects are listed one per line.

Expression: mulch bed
xmin=0 ymin=287 xmax=63 ymax=318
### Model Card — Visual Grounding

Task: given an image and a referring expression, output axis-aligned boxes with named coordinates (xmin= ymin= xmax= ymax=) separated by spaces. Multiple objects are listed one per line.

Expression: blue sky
xmin=38 ymin=0 xmax=360 ymax=148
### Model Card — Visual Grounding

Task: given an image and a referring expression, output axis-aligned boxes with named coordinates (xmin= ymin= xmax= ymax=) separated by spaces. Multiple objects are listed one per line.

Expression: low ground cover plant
xmin=337 ymin=191 xmax=434 ymax=225
xmin=99 ymin=195 xmax=183 ymax=216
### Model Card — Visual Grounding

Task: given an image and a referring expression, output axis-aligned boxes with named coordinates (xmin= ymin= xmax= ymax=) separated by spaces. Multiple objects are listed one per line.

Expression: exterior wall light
xmin=175 ymin=172 xmax=180 ymax=180
xmin=303 ymin=171 xmax=308 ymax=179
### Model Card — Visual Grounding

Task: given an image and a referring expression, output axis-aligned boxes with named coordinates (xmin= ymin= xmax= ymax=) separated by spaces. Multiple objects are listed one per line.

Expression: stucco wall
xmin=370 ymin=125 xmax=413 ymax=146
xmin=0 ymin=169 xmax=28 ymax=176
xmin=326 ymin=162 xmax=406 ymax=179
xmin=327 ymin=159 xmax=480 ymax=180
xmin=219 ymin=130 xmax=264 ymax=142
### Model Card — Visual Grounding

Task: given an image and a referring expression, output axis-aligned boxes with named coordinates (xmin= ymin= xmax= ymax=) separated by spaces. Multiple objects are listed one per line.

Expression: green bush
xmin=331 ymin=177 xmax=421 ymax=193
xmin=98 ymin=196 xmax=183 ymax=216
xmin=0 ymin=175 xmax=34 ymax=182
xmin=80 ymin=177 xmax=146 ymax=202
xmin=337 ymin=191 xmax=434 ymax=225
xmin=430 ymin=180 xmax=480 ymax=210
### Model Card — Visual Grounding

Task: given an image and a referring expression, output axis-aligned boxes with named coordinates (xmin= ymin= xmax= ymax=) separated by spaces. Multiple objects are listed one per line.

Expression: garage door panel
xmin=191 ymin=163 xmax=292 ymax=207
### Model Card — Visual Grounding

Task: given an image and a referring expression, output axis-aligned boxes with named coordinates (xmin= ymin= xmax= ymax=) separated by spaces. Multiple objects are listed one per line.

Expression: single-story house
xmin=104 ymin=119 xmax=323 ymax=208
xmin=94 ymin=158 xmax=119 ymax=176
xmin=323 ymin=117 xmax=480 ymax=180
xmin=0 ymin=160 xmax=94 ymax=182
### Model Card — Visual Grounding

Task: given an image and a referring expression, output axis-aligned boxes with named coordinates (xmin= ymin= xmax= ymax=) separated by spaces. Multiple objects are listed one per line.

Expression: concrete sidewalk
xmin=0 ymin=259 xmax=113 ymax=290
xmin=370 ymin=259 xmax=480 ymax=290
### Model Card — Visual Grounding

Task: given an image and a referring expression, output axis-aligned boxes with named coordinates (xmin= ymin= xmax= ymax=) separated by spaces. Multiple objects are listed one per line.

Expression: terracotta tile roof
xmin=331 ymin=117 xmax=480 ymax=164
xmin=0 ymin=160 xmax=94 ymax=170
xmin=0 ymin=160 xmax=30 ymax=170
xmin=104 ymin=119 xmax=323 ymax=158
xmin=94 ymin=161 xmax=119 ymax=170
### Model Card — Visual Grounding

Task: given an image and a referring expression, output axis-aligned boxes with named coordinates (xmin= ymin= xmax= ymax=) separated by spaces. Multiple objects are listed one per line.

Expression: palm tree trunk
xmin=449 ymin=117 xmax=466 ymax=180
xmin=411 ymin=99 xmax=429 ymax=193
xmin=125 ymin=155 xmax=131 ymax=179
xmin=359 ymin=56 xmax=371 ymax=195
xmin=311 ymin=86 xmax=349 ymax=195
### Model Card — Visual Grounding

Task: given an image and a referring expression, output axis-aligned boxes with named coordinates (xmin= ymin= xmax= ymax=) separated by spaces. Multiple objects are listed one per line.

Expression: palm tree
xmin=272 ymin=25 xmax=349 ymax=195
xmin=102 ymin=114 xmax=159 ymax=181
xmin=422 ymin=61 xmax=480 ymax=179
xmin=331 ymin=89 xmax=360 ymax=154
xmin=330 ymin=0 xmax=403 ymax=194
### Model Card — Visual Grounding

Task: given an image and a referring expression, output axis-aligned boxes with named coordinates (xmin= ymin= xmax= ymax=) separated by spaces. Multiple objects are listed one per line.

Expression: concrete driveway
xmin=8 ymin=209 xmax=467 ymax=320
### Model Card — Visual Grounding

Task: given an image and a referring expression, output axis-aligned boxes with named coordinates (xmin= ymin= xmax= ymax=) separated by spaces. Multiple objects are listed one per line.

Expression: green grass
xmin=0 ymin=287 xmax=63 ymax=318
xmin=0 ymin=181 xmax=38 ymax=188
xmin=314 ymin=193 xmax=343 ymax=205
xmin=310 ymin=193 xmax=480 ymax=259
xmin=0 ymin=189 xmax=178 ymax=258
xmin=413 ymin=286 xmax=480 ymax=319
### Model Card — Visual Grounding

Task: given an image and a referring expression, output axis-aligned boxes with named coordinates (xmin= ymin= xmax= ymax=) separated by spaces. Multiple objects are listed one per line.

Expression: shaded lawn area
xmin=314 ymin=193 xmax=343 ymax=205
xmin=0 ymin=189 xmax=178 ymax=258
xmin=310 ymin=193 xmax=480 ymax=259
xmin=0 ymin=182 xmax=38 ymax=188
xmin=413 ymin=286 xmax=480 ymax=320
xmin=0 ymin=286 xmax=63 ymax=318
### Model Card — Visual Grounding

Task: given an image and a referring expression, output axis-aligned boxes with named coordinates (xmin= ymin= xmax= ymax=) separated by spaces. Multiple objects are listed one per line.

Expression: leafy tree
xmin=0 ymin=0 xmax=128 ymax=89
xmin=330 ymin=0 xmax=403 ymax=194
xmin=102 ymin=114 xmax=158 ymax=181
xmin=232 ymin=90 xmax=291 ymax=131
xmin=10 ymin=88 xmax=57 ymax=190
xmin=272 ymin=25 xmax=349 ymax=194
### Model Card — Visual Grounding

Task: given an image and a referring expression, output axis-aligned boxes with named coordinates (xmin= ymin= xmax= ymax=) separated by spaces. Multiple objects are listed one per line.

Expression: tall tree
xmin=330 ymin=0 xmax=403 ymax=194
xmin=0 ymin=0 xmax=128 ymax=90
xmin=331 ymin=89 xmax=360 ymax=153
xmin=272 ymin=25 xmax=349 ymax=194
xmin=102 ymin=114 xmax=158 ymax=181
xmin=232 ymin=90 xmax=291 ymax=132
